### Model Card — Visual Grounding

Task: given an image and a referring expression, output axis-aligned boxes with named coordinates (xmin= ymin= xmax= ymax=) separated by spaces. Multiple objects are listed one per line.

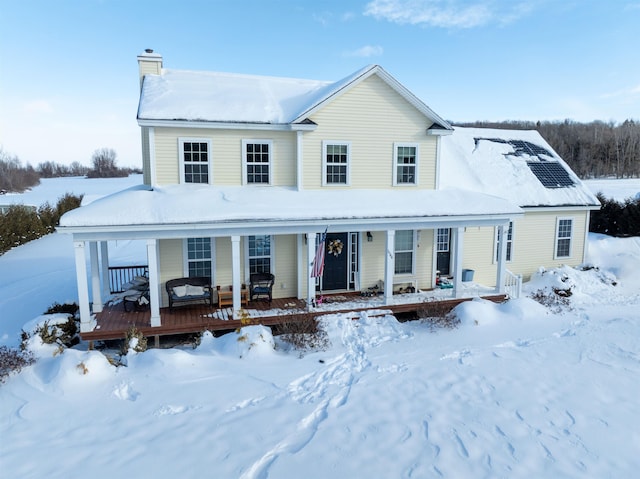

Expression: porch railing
xmin=108 ymin=265 xmax=148 ymax=293
xmin=504 ymin=269 xmax=522 ymax=299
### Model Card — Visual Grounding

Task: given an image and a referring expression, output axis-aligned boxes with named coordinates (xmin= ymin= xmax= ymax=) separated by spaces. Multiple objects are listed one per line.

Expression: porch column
xmin=384 ymin=230 xmax=395 ymax=305
xmin=297 ymin=234 xmax=304 ymax=299
xmin=89 ymin=242 xmax=103 ymax=313
xmin=74 ymin=241 xmax=95 ymax=333
xmin=306 ymin=232 xmax=316 ymax=310
xmin=100 ymin=241 xmax=110 ymax=298
xmin=452 ymin=227 xmax=464 ymax=298
xmin=231 ymin=235 xmax=241 ymax=318
xmin=147 ymin=239 xmax=161 ymax=327
xmin=495 ymin=224 xmax=507 ymax=294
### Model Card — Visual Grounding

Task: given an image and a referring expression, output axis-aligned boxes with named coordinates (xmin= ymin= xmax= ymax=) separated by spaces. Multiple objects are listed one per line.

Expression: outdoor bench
xmin=165 ymin=277 xmax=214 ymax=310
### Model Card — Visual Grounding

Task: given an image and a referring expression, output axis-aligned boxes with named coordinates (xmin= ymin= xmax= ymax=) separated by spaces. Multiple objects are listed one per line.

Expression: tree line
xmin=455 ymin=119 xmax=640 ymax=179
xmin=0 ymin=147 xmax=141 ymax=193
xmin=0 ymin=193 xmax=83 ymax=255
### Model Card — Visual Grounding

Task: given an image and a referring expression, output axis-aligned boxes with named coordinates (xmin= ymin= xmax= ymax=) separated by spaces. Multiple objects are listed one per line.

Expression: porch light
xmin=366 ymin=231 xmax=373 ymax=242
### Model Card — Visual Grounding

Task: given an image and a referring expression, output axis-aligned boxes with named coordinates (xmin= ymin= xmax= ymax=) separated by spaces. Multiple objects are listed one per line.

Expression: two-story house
xmin=59 ymin=50 xmax=599 ymax=335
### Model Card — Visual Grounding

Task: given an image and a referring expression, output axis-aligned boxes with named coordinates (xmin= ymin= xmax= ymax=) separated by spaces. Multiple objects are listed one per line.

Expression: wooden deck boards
xmin=83 ymin=293 xmax=507 ymax=342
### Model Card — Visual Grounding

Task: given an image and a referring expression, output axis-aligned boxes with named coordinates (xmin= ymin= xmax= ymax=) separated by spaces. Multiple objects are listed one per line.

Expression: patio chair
xmin=249 ymin=273 xmax=274 ymax=303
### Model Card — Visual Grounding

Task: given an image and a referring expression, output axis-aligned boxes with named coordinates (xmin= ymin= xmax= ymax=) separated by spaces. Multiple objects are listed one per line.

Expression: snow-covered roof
xmin=440 ymin=127 xmax=600 ymax=208
xmin=59 ymin=184 xmax=520 ymax=235
xmin=137 ymin=65 xmax=451 ymax=129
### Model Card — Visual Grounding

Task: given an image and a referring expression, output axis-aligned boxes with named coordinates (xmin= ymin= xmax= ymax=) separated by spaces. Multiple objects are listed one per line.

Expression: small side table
xmin=217 ymin=288 xmax=249 ymax=307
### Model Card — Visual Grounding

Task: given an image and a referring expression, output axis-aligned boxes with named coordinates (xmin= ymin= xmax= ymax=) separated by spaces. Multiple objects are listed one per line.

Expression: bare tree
xmin=87 ymin=148 xmax=127 ymax=178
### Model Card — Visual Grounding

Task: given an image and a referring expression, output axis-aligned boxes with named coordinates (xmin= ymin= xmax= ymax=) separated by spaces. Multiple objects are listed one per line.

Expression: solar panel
xmin=527 ymin=161 xmax=575 ymax=188
xmin=475 ymin=137 xmax=555 ymax=159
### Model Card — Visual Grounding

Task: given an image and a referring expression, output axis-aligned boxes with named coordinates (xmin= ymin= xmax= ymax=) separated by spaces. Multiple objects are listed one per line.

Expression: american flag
xmin=311 ymin=231 xmax=327 ymax=278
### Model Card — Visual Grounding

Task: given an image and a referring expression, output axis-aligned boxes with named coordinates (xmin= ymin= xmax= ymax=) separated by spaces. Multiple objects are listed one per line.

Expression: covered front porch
xmin=82 ymin=287 xmax=508 ymax=343
xmin=57 ymin=185 xmax=524 ymax=336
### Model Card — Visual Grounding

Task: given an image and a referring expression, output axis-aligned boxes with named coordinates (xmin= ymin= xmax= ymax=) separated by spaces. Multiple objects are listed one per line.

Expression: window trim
xmin=178 ymin=138 xmax=212 ymax=185
xmin=393 ymin=142 xmax=419 ymax=186
xmin=244 ymin=235 xmax=275 ymax=278
xmin=555 ymin=217 xmax=574 ymax=259
xmin=242 ymin=139 xmax=273 ymax=186
xmin=322 ymin=141 xmax=351 ymax=186
xmin=394 ymin=229 xmax=416 ymax=276
xmin=494 ymin=221 xmax=514 ymax=264
xmin=183 ymin=237 xmax=215 ymax=280
xmin=436 ymin=228 xmax=450 ymax=253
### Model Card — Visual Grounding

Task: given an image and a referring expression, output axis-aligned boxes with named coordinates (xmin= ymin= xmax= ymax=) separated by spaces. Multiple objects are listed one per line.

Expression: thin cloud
xmin=344 ymin=45 xmax=384 ymax=58
xmin=23 ymin=100 xmax=54 ymax=114
xmin=601 ymin=84 xmax=640 ymax=99
xmin=364 ymin=0 xmax=532 ymax=29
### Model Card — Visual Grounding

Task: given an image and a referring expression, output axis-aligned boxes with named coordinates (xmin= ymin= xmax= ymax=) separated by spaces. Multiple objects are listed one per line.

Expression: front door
xmin=436 ymin=228 xmax=451 ymax=276
xmin=321 ymin=232 xmax=349 ymax=290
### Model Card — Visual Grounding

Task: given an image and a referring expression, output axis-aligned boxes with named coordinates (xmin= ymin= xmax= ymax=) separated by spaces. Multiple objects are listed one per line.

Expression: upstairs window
xmin=186 ymin=237 xmax=212 ymax=279
xmin=393 ymin=143 xmax=418 ymax=185
xmin=323 ymin=142 xmax=350 ymax=185
xmin=394 ymin=230 xmax=415 ymax=275
xmin=494 ymin=222 xmax=514 ymax=263
xmin=243 ymin=140 xmax=272 ymax=185
xmin=555 ymin=218 xmax=573 ymax=258
xmin=179 ymin=139 xmax=211 ymax=184
xmin=248 ymin=235 xmax=272 ymax=274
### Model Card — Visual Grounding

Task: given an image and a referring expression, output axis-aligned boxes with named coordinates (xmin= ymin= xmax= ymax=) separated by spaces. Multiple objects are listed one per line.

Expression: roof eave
xmin=137 ymin=118 xmax=317 ymax=132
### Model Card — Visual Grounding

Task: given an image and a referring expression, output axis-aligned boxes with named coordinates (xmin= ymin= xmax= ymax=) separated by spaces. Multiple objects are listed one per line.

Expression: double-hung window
xmin=495 ymin=222 xmax=514 ymax=262
xmin=323 ymin=142 xmax=350 ymax=185
xmin=394 ymin=230 xmax=414 ymax=275
xmin=243 ymin=140 xmax=272 ymax=185
xmin=186 ymin=238 xmax=212 ymax=279
xmin=179 ymin=139 xmax=211 ymax=184
xmin=248 ymin=235 xmax=272 ymax=274
xmin=555 ymin=218 xmax=573 ymax=258
xmin=436 ymin=228 xmax=450 ymax=254
xmin=393 ymin=143 xmax=418 ymax=185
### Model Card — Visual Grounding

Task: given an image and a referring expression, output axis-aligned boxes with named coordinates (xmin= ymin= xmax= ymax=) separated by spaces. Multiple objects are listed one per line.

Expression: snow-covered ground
xmin=0 ymin=174 xmax=143 ymax=207
xmin=1 ymin=177 xmax=639 ymax=478
xmin=583 ymin=177 xmax=640 ymax=202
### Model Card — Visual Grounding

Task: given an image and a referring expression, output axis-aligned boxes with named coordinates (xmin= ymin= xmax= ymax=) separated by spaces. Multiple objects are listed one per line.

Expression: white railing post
xmin=504 ymin=269 xmax=523 ymax=299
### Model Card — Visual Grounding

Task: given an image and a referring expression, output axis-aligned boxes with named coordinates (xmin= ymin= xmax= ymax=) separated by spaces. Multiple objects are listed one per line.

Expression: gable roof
xmin=440 ymin=127 xmax=600 ymax=208
xmin=137 ymin=65 xmax=452 ymax=131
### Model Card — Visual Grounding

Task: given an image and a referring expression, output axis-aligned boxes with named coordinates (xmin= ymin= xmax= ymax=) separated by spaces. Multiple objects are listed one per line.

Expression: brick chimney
xmin=137 ymin=49 xmax=163 ymax=90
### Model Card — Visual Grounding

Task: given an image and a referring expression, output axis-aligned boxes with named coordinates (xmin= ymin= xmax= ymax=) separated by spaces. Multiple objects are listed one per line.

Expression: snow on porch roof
xmin=59 ymin=184 xmax=521 ymax=231
xmin=440 ymin=127 xmax=600 ymax=208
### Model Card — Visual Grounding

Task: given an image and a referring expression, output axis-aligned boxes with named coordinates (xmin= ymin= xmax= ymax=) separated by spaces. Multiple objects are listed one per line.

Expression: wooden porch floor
xmin=83 ymin=291 xmax=507 ymax=342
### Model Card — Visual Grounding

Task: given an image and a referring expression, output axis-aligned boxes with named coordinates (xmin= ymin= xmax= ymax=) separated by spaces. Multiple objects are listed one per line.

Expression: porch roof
xmin=58 ymin=184 xmax=522 ymax=240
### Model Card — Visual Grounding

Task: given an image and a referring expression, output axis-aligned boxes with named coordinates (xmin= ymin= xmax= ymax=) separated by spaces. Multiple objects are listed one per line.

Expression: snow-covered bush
xmin=417 ymin=301 xmax=460 ymax=329
xmin=0 ymin=346 xmax=35 ymax=383
xmin=274 ymin=315 xmax=330 ymax=355
xmin=121 ymin=326 xmax=147 ymax=355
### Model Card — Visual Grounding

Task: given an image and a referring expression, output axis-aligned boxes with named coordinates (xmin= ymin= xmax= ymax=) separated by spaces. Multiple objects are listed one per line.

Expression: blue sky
xmin=1 ymin=0 xmax=639 ymax=167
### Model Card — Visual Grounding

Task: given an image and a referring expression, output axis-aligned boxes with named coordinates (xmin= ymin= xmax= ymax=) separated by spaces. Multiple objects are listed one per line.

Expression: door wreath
xmin=328 ymin=238 xmax=344 ymax=256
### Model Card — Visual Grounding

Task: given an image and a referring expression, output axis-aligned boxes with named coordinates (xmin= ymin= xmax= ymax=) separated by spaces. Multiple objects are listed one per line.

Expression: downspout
xmin=583 ymin=210 xmax=591 ymax=263
xmin=149 ymin=127 xmax=157 ymax=188
xmin=434 ymin=135 xmax=442 ymax=190
xmin=296 ymin=130 xmax=303 ymax=191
